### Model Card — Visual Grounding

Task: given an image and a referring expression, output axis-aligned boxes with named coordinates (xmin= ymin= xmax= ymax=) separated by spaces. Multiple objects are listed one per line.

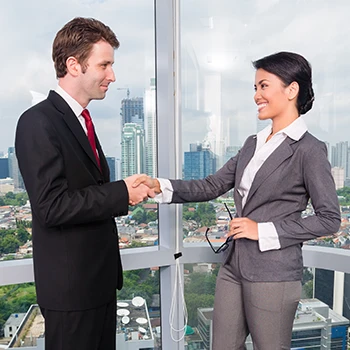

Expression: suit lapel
xmin=244 ymin=137 xmax=295 ymax=209
xmin=95 ymin=136 xmax=110 ymax=181
xmin=235 ymin=136 xmax=257 ymax=187
xmin=234 ymin=136 xmax=256 ymax=216
xmin=48 ymin=91 xmax=102 ymax=174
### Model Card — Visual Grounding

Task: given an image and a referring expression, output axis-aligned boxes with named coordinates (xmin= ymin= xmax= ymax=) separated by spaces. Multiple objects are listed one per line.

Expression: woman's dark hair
xmin=253 ymin=52 xmax=314 ymax=115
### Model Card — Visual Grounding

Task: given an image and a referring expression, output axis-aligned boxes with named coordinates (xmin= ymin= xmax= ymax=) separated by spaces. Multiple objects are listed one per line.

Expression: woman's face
xmin=254 ymin=69 xmax=293 ymax=121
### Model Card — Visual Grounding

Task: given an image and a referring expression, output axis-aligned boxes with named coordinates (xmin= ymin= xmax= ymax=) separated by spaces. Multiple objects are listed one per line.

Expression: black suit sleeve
xmin=15 ymin=109 xmax=129 ymax=228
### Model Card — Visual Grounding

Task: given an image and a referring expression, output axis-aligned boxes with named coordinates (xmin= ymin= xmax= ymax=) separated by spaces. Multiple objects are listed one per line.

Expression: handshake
xmin=124 ymin=174 xmax=161 ymax=206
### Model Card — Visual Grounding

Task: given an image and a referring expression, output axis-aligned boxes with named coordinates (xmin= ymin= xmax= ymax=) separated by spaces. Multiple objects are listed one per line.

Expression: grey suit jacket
xmin=170 ymin=132 xmax=341 ymax=282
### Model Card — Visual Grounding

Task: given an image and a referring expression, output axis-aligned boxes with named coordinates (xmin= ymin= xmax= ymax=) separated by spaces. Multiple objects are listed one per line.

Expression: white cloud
xmin=0 ymin=0 xmax=349 ymax=158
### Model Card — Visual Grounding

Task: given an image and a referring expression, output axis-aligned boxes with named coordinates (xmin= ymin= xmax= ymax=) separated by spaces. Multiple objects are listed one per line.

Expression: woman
xmin=134 ymin=52 xmax=341 ymax=349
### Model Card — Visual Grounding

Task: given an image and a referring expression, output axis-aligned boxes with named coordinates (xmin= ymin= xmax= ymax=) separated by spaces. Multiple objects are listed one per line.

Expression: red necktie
xmin=81 ymin=109 xmax=101 ymax=169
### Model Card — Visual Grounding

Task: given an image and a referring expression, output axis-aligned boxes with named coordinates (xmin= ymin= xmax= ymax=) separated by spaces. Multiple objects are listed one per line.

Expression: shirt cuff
xmin=154 ymin=178 xmax=173 ymax=204
xmin=258 ymin=222 xmax=281 ymax=252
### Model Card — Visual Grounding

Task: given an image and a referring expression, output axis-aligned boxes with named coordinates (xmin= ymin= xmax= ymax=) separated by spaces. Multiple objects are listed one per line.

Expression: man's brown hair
xmin=52 ymin=17 xmax=120 ymax=78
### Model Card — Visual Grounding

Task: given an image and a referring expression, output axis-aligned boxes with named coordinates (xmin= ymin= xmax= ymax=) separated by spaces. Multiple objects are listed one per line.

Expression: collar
xmin=257 ymin=116 xmax=308 ymax=142
xmin=55 ymin=85 xmax=84 ymax=117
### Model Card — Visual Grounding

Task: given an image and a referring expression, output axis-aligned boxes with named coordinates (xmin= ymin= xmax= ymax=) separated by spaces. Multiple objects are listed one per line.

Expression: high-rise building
xmin=315 ymin=268 xmax=334 ymax=309
xmin=120 ymin=97 xmax=144 ymax=128
xmin=8 ymin=147 xmax=24 ymax=191
xmin=197 ymin=299 xmax=349 ymax=350
xmin=331 ymin=167 xmax=345 ymax=190
xmin=121 ymin=123 xmax=145 ymax=178
xmin=184 ymin=142 xmax=216 ymax=180
xmin=224 ymin=145 xmax=240 ymax=164
xmin=106 ymin=156 xmax=116 ymax=181
xmin=331 ymin=141 xmax=349 ymax=178
xmin=0 ymin=158 xmax=9 ymax=179
xmin=145 ymin=78 xmax=157 ymax=177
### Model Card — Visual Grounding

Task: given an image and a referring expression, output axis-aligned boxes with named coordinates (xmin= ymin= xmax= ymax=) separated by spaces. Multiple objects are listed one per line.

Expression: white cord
xmin=169 ymin=255 xmax=188 ymax=342
xmin=169 ymin=0 xmax=188 ymax=342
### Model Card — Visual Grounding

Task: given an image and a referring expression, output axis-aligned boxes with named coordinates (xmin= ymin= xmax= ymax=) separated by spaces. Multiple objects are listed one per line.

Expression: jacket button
xmin=98 ymin=180 xmax=103 ymax=185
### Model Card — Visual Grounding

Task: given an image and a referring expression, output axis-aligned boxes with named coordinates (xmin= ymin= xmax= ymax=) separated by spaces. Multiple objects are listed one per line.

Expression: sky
xmin=1 ymin=0 xmax=350 ymax=165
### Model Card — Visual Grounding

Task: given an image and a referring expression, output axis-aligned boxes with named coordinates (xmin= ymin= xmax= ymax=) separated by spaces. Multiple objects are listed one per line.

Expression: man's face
xmin=78 ymin=40 xmax=116 ymax=104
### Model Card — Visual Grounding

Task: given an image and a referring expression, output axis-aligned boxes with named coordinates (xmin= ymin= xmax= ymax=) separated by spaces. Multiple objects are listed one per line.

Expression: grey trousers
xmin=212 ymin=260 xmax=301 ymax=350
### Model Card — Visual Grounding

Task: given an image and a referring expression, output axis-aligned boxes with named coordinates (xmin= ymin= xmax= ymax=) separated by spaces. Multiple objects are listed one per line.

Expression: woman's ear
xmin=288 ymin=81 xmax=299 ymax=100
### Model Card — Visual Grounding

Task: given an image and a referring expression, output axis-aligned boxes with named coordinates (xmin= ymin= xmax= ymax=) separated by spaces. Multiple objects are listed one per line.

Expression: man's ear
xmin=288 ymin=81 xmax=299 ymax=101
xmin=66 ymin=56 xmax=80 ymax=77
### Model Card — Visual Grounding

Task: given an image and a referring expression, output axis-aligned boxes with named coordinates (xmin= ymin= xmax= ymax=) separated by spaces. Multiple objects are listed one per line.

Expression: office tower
xmin=331 ymin=141 xmax=349 ymax=178
xmin=8 ymin=147 xmax=24 ymax=191
xmin=314 ymin=268 xmax=334 ymax=309
xmin=343 ymin=273 xmax=350 ymax=321
xmin=145 ymin=78 xmax=157 ymax=177
xmin=184 ymin=142 xmax=216 ymax=180
xmin=120 ymin=97 xmax=144 ymax=128
xmin=121 ymin=123 xmax=145 ymax=178
xmin=106 ymin=156 xmax=116 ymax=181
xmin=331 ymin=167 xmax=345 ymax=190
xmin=224 ymin=145 xmax=240 ymax=164
xmin=324 ymin=141 xmax=331 ymax=163
xmin=0 ymin=158 xmax=9 ymax=179
xmin=196 ymin=300 xmax=349 ymax=350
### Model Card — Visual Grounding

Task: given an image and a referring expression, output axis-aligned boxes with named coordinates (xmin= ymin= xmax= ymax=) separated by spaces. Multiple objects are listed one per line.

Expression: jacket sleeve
xmin=274 ymin=141 xmax=341 ymax=249
xmin=15 ymin=109 xmax=129 ymax=228
xmin=170 ymin=151 xmax=239 ymax=203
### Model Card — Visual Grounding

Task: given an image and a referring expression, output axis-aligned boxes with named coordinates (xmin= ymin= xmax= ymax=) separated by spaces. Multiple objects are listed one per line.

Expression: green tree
xmin=185 ymin=293 xmax=215 ymax=327
xmin=183 ymin=202 xmax=216 ymax=227
xmin=0 ymin=235 xmax=20 ymax=254
xmin=146 ymin=211 xmax=157 ymax=223
xmin=129 ymin=241 xmax=147 ymax=248
xmin=132 ymin=208 xmax=147 ymax=224
xmin=17 ymin=228 xmax=30 ymax=245
xmin=185 ymin=272 xmax=217 ymax=296
xmin=5 ymin=192 xmax=15 ymax=200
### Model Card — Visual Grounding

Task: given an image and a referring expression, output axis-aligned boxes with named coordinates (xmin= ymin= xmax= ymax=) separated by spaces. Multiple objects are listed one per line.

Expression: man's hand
xmin=226 ymin=217 xmax=258 ymax=241
xmin=132 ymin=174 xmax=161 ymax=194
xmin=124 ymin=174 xmax=156 ymax=206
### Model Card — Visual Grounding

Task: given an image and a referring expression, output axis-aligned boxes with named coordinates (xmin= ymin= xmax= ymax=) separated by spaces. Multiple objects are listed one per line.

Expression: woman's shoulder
xmin=299 ymin=131 xmax=325 ymax=147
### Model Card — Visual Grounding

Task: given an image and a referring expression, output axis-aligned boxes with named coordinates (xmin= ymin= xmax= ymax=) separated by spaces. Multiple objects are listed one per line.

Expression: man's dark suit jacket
xmin=15 ymin=91 xmax=128 ymax=311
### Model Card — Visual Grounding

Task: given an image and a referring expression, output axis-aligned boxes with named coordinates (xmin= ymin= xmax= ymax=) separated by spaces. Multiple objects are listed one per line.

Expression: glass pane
xmin=180 ymin=0 xmax=345 ymax=249
xmin=117 ymin=267 xmax=161 ymax=349
xmin=183 ymin=265 xmax=349 ymax=349
xmin=0 ymin=0 xmax=157 ymax=261
xmin=184 ymin=262 xmax=219 ymax=349
xmin=1 ymin=267 xmax=160 ymax=348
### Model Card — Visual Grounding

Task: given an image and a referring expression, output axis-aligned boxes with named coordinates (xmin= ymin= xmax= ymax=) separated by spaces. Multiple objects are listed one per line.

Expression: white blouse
xmin=156 ymin=117 xmax=308 ymax=252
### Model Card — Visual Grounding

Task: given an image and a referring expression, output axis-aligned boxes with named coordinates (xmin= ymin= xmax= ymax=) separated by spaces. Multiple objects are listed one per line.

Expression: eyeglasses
xmin=205 ymin=203 xmax=233 ymax=254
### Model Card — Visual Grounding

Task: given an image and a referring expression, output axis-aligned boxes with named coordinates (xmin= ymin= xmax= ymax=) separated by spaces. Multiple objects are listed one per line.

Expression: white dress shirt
xmin=55 ymin=85 xmax=87 ymax=134
xmin=155 ymin=117 xmax=308 ymax=252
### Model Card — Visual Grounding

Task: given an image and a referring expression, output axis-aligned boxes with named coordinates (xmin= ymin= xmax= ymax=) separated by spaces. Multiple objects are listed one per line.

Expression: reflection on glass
xmin=0 ymin=269 xmax=160 ymax=349
xmin=118 ymin=203 xmax=158 ymax=250
xmin=0 ymin=283 xmax=39 ymax=346
xmin=184 ymin=262 xmax=219 ymax=349
xmin=0 ymin=0 xmax=157 ymax=259
xmin=117 ymin=268 xmax=161 ymax=349
xmin=184 ymin=264 xmax=349 ymax=350
xmin=181 ymin=0 xmax=347 ymax=247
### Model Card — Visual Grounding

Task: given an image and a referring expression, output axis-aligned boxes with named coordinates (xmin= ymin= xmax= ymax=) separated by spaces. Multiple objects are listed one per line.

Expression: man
xmin=15 ymin=17 xmax=153 ymax=350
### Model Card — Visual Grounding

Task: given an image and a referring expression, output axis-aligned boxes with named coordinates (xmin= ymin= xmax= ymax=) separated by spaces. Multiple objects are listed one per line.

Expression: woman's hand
xmin=132 ymin=174 xmax=161 ymax=194
xmin=227 ymin=217 xmax=258 ymax=241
